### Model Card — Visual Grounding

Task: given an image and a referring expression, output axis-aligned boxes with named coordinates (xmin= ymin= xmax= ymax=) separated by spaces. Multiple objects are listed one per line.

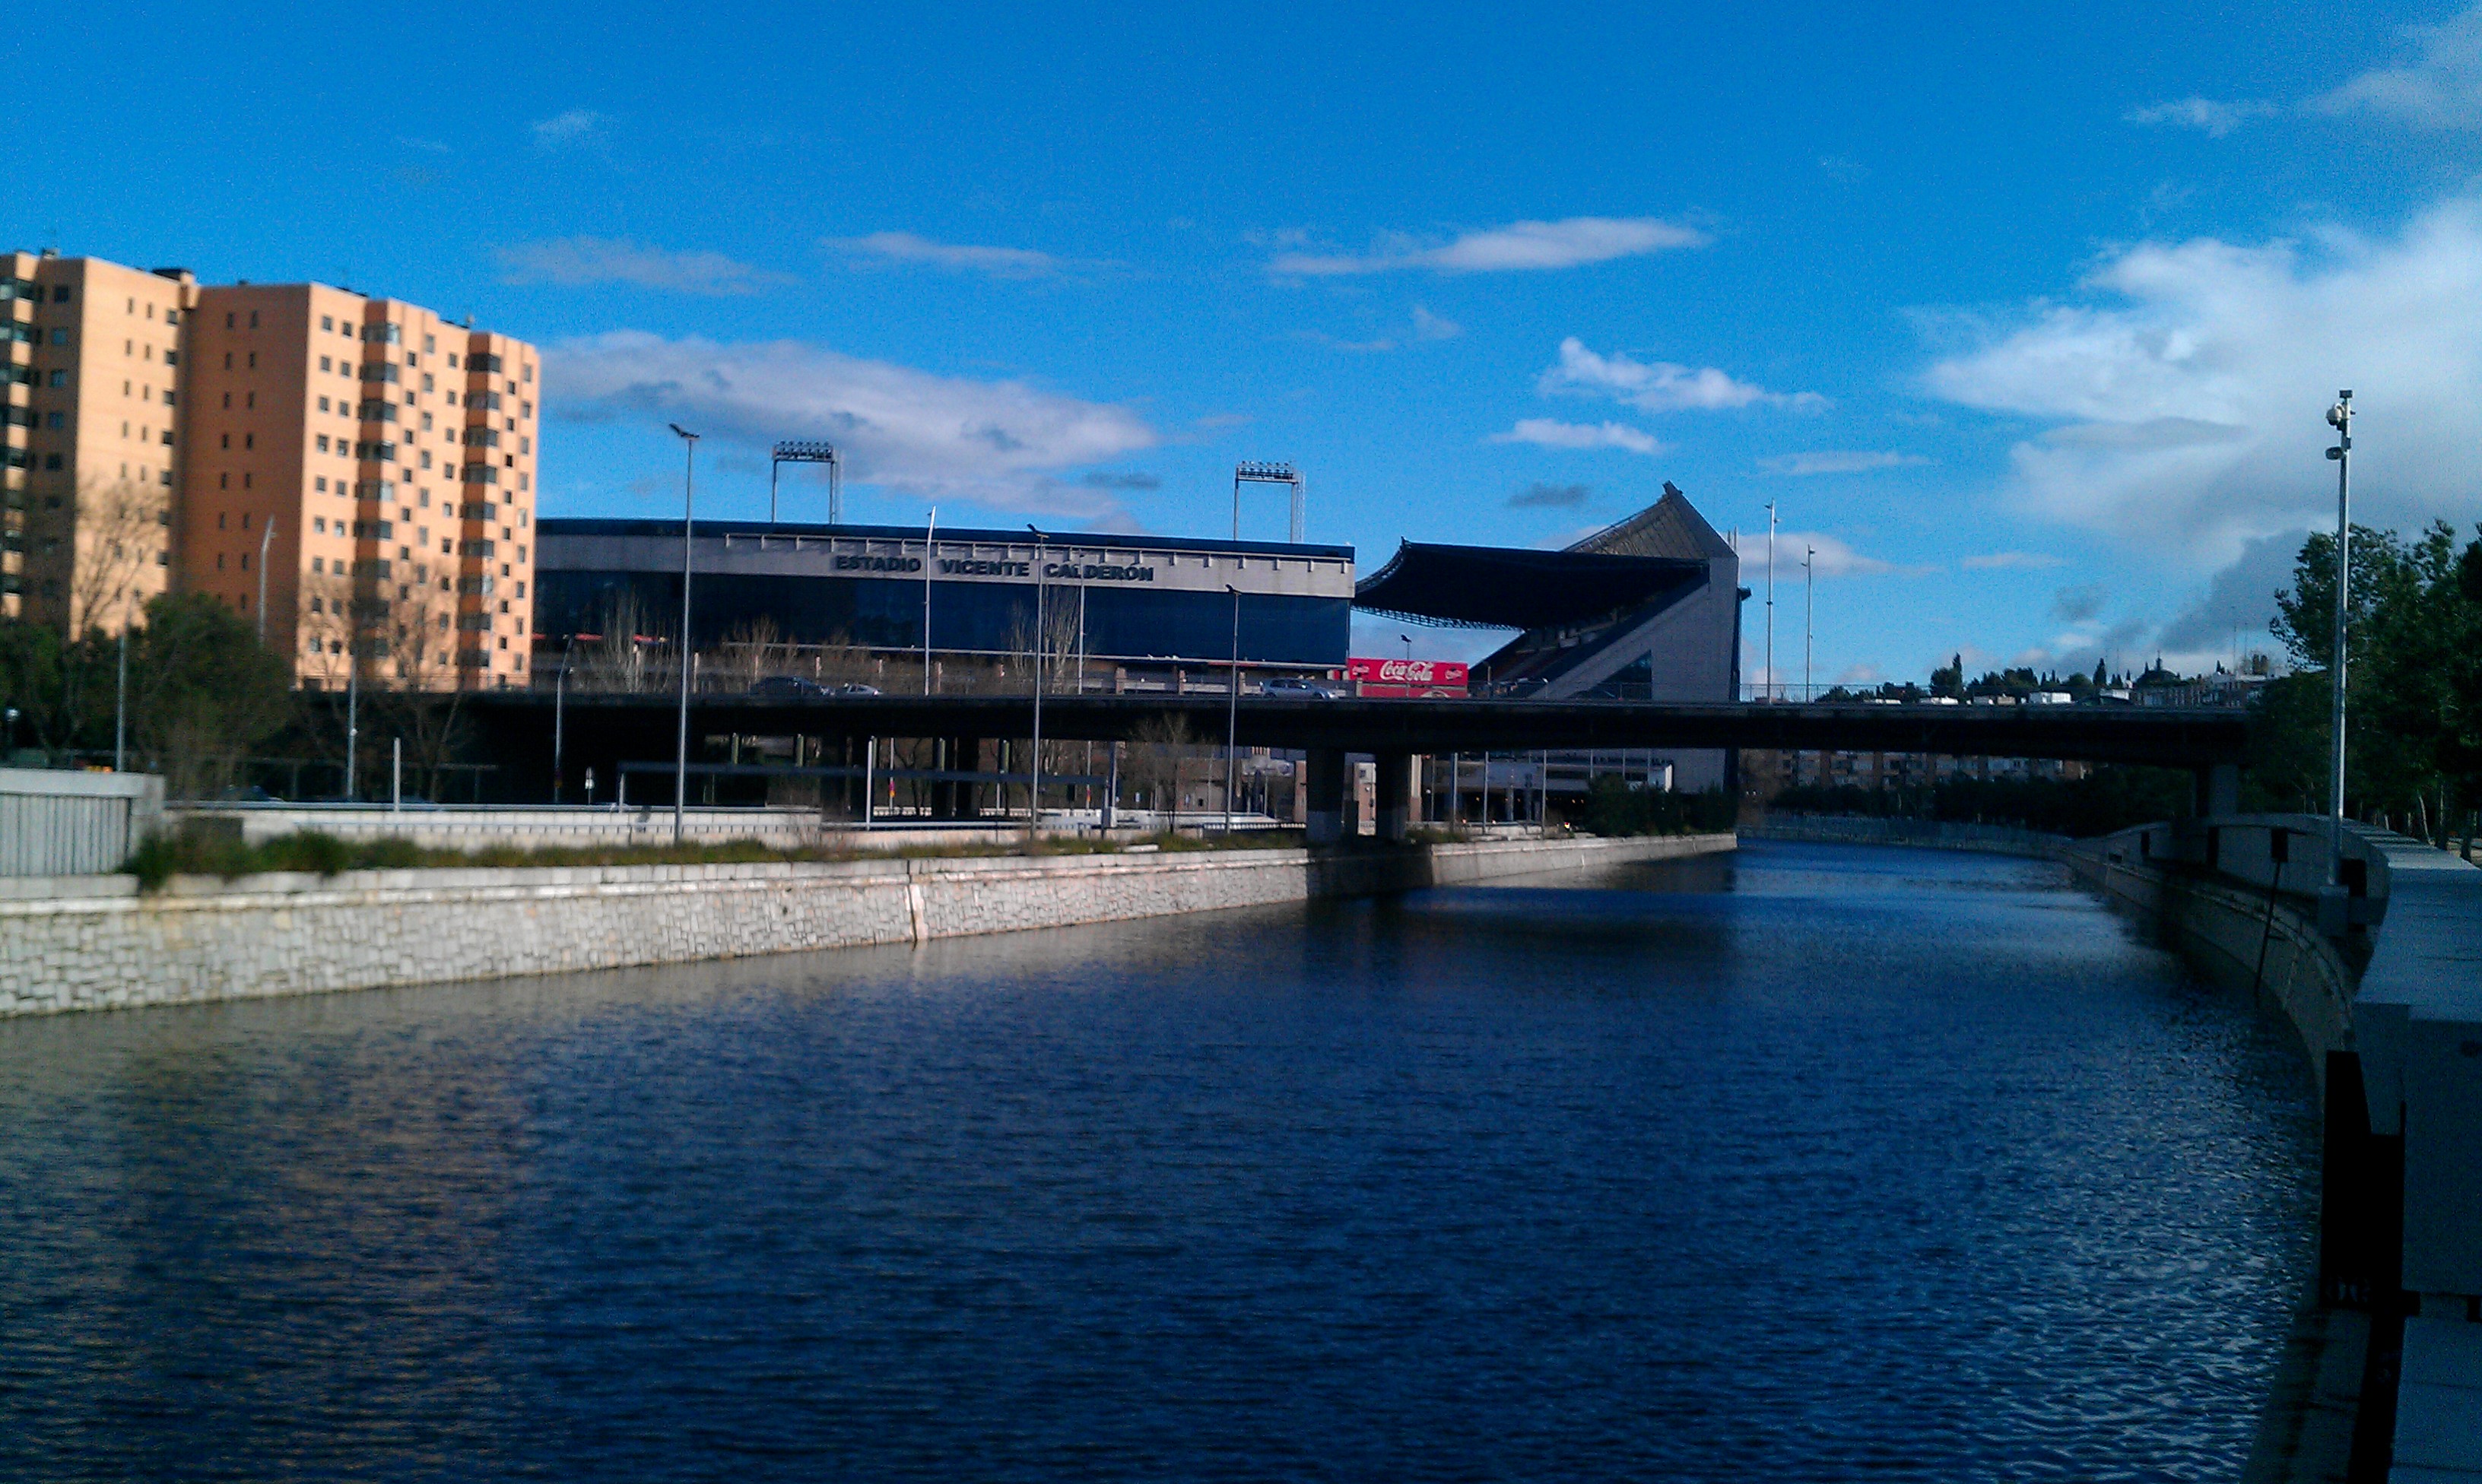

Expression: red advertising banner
xmin=1346 ymin=657 xmax=1470 ymax=696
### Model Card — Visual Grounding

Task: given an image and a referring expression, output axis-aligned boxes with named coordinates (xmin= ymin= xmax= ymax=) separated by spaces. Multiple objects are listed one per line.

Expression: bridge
xmin=467 ymin=691 xmax=2253 ymax=842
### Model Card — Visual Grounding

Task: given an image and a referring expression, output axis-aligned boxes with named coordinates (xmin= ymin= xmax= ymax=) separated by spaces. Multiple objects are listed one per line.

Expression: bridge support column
xmin=1305 ymin=748 xmax=1347 ymax=845
xmin=1374 ymin=752 xmax=1412 ymax=842
xmin=2195 ymin=761 xmax=2241 ymax=818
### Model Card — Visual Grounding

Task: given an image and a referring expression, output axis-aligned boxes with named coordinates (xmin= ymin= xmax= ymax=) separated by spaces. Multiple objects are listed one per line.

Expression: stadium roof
xmin=1566 ymin=482 xmax=1737 ymax=561
xmin=1352 ymin=542 xmax=1708 ymax=629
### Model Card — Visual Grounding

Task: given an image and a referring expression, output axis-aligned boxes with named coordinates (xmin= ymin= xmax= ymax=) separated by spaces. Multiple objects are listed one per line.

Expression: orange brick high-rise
xmin=179 ymin=284 xmax=540 ymax=689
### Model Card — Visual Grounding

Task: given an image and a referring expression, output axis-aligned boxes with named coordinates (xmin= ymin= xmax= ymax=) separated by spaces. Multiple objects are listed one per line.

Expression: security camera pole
xmin=2324 ymin=391 xmax=2353 ymax=883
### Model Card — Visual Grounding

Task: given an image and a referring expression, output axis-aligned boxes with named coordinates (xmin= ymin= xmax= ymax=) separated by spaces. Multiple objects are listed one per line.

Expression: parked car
xmin=212 ymin=785 xmax=285 ymax=803
xmin=751 ymin=675 xmax=831 ymax=697
xmin=830 ymin=682 xmax=881 ymax=696
xmin=1260 ymin=680 xmax=1343 ymax=699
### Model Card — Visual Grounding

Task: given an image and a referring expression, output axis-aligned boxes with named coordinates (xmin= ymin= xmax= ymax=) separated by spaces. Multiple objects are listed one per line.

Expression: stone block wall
xmin=0 ymin=833 xmax=1733 ymax=1018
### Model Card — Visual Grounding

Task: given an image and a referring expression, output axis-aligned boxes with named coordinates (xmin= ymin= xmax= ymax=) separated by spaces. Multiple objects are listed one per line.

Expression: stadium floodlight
xmin=770 ymin=439 xmax=843 ymax=525
xmin=1234 ymin=461 xmax=1306 ymax=543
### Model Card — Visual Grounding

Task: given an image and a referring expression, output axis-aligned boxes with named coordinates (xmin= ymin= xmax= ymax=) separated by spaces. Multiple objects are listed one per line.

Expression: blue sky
xmin=18 ymin=1 xmax=2482 ymax=686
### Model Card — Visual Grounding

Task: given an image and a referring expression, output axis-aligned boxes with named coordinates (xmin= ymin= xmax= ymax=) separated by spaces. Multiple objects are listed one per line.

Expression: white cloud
xmin=1271 ymin=216 xmax=1706 ymax=275
xmin=530 ymin=109 xmax=608 ymax=149
xmin=1959 ymin=550 xmax=2068 ymax=571
xmin=1766 ymin=530 xmax=1925 ymax=578
xmin=2123 ymin=97 xmax=2277 ymax=137
xmin=1411 ymin=304 xmax=1462 ymax=340
xmin=827 ymin=232 xmax=1061 ymax=277
xmin=1541 ymin=337 xmax=1823 ymax=412
xmin=1922 ymin=195 xmax=2482 ymax=568
xmin=548 ymin=332 xmax=1157 ymax=515
xmin=1756 ymin=450 xmax=1930 ymax=476
xmin=495 ymin=238 xmax=788 ymax=295
xmin=1490 ymin=418 xmax=1665 ymax=455
xmin=2312 ymin=5 xmax=2482 ymax=128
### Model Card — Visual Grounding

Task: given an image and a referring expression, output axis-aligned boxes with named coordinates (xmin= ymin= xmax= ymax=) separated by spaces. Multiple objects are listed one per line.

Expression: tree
xmin=2268 ymin=521 xmax=2482 ymax=834
xmin=1929 ymin=653 xmax=1963 ymax=699
xmin=123 ymin=593 xmax=294 ymax=798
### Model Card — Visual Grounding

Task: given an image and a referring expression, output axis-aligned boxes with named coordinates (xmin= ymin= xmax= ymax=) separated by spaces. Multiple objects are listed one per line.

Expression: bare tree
xmin=62 ymin=473 xmax=171 ymax=639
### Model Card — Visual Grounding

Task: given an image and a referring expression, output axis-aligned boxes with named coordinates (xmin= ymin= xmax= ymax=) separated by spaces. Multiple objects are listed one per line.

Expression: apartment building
xmin=0 ymin=252 xmax=196 ymax=630
xmin=179 ymin=284 xmax=540 ymax=689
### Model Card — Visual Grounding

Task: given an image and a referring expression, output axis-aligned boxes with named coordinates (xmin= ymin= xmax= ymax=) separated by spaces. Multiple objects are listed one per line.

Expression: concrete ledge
xmin=0 ymin=832 xmax=1731 ymax=1018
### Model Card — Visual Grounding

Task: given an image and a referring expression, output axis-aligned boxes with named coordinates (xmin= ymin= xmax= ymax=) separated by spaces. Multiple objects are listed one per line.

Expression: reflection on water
xmin=0 ymin=842 xmax=2319 ymax=1482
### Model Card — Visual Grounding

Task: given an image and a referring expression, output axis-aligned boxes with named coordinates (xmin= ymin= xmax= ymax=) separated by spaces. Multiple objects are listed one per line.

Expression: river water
xmin=0 ymin=842 xmax=2319 ymax=1482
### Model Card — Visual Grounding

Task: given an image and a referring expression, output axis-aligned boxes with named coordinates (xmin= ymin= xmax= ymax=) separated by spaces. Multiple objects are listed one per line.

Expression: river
xmin=0 ymin=841 xmax=2320 ymax=1481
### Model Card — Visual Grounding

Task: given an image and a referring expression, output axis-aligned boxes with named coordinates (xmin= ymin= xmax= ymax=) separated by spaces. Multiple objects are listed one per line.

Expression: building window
xmin=46 ymin=371 xmax=63 ymax=387
xmin=43 ymin=454 xmax=59 ymax=470
xmin=244 ymin=433 xmax=253 ymax=450
xmin=42 ymin=411 xmax=60 ymax=429
xmin=48 ymin=329 xmax=66 ymax=345
xmin=52 ymin=286 xmax=68 ymax=303
xmin=446 ymin=353 xmax=459 ymax=368
xmin=245 ymin=392 xmax=254 ymax=410
xmin=249 ymin=311 xmax=259 ymax=328
xmin=318 ymin=396 xmax=328 ymax=412
xmin=221 ymin=433 xmax=230 ymax=450
xmin=316 ymin=436 xmax=329 ymax=453
xmin=223 ymin=353 xmax=232 ymax=369
xmin=246 ymin=353 xmax=256 ymax=369
xmin=220 ymin=472 xmax=228 ymax=489
xmin=225 ymin=312 xmax=236 ymax=328
xmin=315 ymin=476 xmax=326 ymax=492
xmin=320 ymin=357 xmax=331 ymax=373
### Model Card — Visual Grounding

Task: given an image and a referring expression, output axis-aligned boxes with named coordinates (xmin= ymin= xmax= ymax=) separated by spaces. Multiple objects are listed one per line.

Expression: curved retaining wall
xmin=2061 ymin=843 xmax=2359 ymax=1083
xmin=0 ymin=832 xmax=1732 ymax=1018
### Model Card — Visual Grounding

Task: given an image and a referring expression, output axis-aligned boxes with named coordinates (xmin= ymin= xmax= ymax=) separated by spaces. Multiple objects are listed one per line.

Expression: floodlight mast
xmin=770 ymin=439 xmax=843 ymax=525
xmin=1233 ymin=461 xmax=1305 ymax=543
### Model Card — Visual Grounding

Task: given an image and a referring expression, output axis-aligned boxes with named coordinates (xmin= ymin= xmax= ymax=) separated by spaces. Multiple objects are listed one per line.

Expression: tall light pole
xmin=114 ymin=618 xmax=129 ymax=772
xmin=1226 ymin=585 xmax=1242 ymax=835
xmin=553 ymin=631 xmax=579 ymax=802
xmin=254 ymin=518 xmax=276 ymax=643
xmin=669 ymin=423 xmax=700 ymax=845
xmin=1763 ymin=501 xmax=1777 ymax=702
xmin=1804 ymin=543 xmax=1815 ymax=702
xmin=2325 ymin=391 xmax=2353 ymax=879
xmin=770 ymin=440 xmax=840 ymax=525
xmin=922 ymin=505 xmax=937 ymax=695
xmin=1027 ymin=525 xmax=1047 ymax=828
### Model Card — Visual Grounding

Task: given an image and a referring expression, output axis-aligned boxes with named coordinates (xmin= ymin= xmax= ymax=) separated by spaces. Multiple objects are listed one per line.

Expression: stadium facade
xmin=535 ymin=519 xmax=1355 ymax=670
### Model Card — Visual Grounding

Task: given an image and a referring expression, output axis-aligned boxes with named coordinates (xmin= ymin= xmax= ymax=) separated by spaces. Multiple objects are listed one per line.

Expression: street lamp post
xmin=1226 ymin=586 xmax=1242 ymax=835
xmin=1804 ymin=543 xmax=1815 ymax=702
xmin=2325 ymin=391 xmax=2354 ymax=880
xmin=553 ymin=631 xmax=579 ymax=801
xmin=923 ymin=506 xmax=937 ymax=695
xmin=1027 ymin=525 xmax=1047 ymax=829
xmin=1763 ymin=502 xmax=1777 ymax=701
xmin=669 ymin=423 xmax=700 ymax=845
xmin=255 ymin=518 xmax=276 ymax=643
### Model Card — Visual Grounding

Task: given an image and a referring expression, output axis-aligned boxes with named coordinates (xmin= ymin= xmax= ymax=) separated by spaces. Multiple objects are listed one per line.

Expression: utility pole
xmin=2325 ymin=391 xmax=2354 ymax=880
xmin=669 ymin=423 xmax=700 ymax=845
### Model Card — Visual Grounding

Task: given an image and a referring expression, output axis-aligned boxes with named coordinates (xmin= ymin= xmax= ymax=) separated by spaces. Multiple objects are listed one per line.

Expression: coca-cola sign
xmin=1347 ymin=657 xmax=1470 ymax=687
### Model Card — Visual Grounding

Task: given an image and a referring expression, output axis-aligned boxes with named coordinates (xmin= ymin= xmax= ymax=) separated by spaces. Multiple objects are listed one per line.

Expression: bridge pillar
xmin=1374 ymin=752 xmax=1412 ymax=842
xmin=1305 ymin=748 xmax=1347 ymax=845
xmin=2195 ymin=762 xmax=2241 ymax=818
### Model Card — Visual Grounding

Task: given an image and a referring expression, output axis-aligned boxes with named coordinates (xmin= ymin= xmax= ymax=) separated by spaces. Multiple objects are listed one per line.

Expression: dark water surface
xmin=0 ymin=842 xmax=2319 ymax=1481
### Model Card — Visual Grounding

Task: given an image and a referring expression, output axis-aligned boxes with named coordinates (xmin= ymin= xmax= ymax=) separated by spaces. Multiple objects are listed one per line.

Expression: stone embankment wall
xmin=2060 ymin=843 xmax=2357 ymax=1085
xmin=1744 ymin=813 xmax=2068 ymax=859
xmin=0 ymin=832 xmax=1731 ymax=1018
